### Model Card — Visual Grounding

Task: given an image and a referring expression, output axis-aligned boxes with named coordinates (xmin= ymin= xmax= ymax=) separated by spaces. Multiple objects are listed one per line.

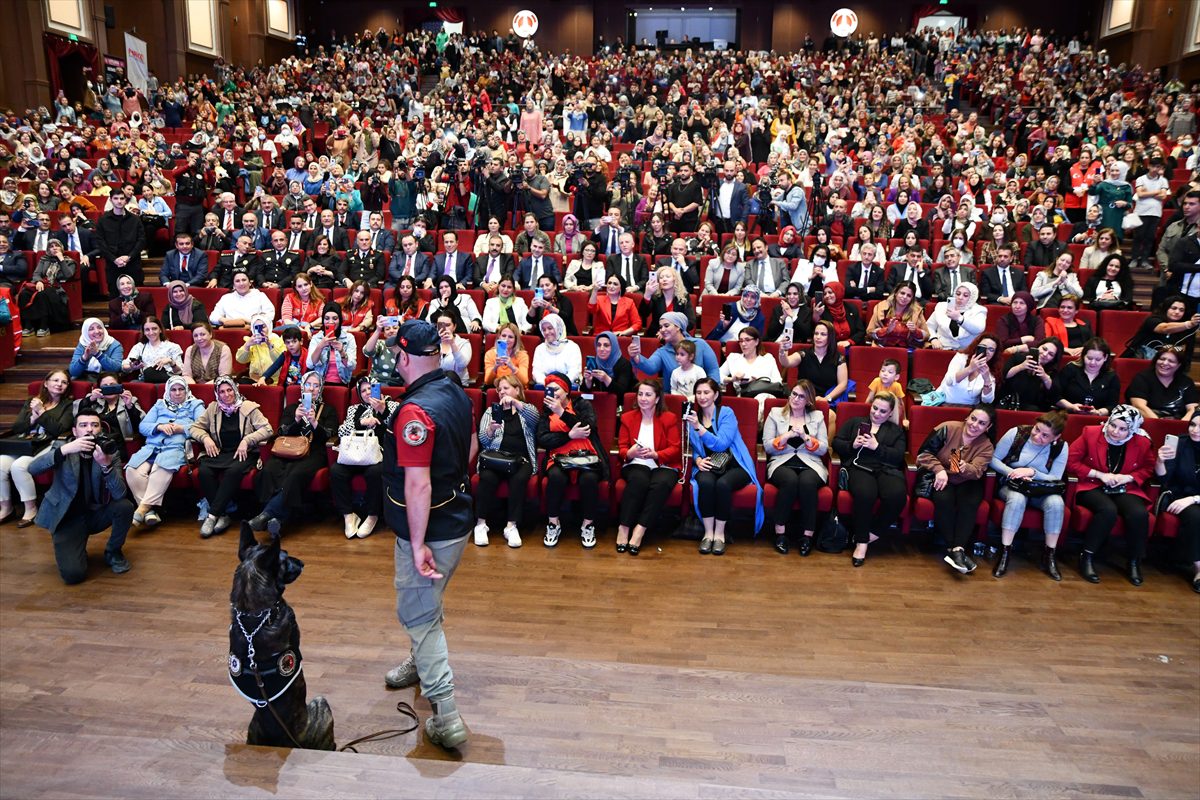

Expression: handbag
xmin=555 ymin=450 xmax=602 ymax=471
xmin=914 ymin=468 xmax=936 ymax=499
xmin=337 ymin=429 xmax=383 ymax=466
xmin=705 ymin=451 xmax=732 ymax=474
xmin=271 ymin=435 xmax=311 ymax=460
xmin=1006 ymin=476 xmax=1067 ymax=498
xmin=738 ymin=379 xmax=788 ymax=398
xmin=0 ymin=432 xmax=51 ymax=457
xmin=1122 ymin=212 xmax=1143 ymax=231
xmin=479 ymin=448 xmax=523 ymax=475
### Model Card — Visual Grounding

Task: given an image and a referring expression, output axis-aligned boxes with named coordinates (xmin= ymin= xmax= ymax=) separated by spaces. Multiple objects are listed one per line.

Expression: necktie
xmin=37 ymin=232 xmax=45 ymax=251
xmin=1000 ymin=268 xmax=1010 ymax=297
xmin=607 ymin=230 xmax=616 ymax=255
xmin=489 ymin=257 xmax=498 ymax=282
xmin=69 ymin=233 xmax=77 ymax=252
xmin=949 ymin=269 xmax=958 ymax=292
xmin=445 ymin=254 xmax=455 ymax=276
xmin=291 ymin=232 xmax=300 ymax=249
xmin=225 ymin=211 xmax=233 ymax=229
xmin=862 ymin=264 xmax=871 ymax=287
xmin=533 ymin=258 xmax=542 ymax=282
xmin=406 ymin=255 xmax=414 ymax=275
xmin=760 ymin=259 xmax=773 ymax=292
xmin=181 ymin=253 xmax=188 ymax=276
xmin=624 ymin=256 xmax=632 ymax=284
xmin=371 ymin=232 xmax=378 ymax=249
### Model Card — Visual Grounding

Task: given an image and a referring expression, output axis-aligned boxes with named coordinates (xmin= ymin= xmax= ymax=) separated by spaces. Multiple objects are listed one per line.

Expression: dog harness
xmin=228 ymin=604 xmax=304 ymax=708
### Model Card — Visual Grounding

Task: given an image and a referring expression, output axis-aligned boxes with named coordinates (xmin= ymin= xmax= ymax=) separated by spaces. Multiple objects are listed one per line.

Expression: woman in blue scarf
xmin=580 ymin=331 xmax=635 ymax=398
xmin=126 ymin=376 xmax=205 ymax=527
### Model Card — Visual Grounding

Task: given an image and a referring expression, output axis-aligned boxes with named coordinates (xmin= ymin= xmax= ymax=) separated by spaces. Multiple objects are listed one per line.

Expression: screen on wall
xmin=633 ymin=9 xmax=737 ymax=46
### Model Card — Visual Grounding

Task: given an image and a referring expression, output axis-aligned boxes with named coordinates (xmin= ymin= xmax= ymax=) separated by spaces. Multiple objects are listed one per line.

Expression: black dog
xmin=229 ymin=521 xmax=335 ymax=750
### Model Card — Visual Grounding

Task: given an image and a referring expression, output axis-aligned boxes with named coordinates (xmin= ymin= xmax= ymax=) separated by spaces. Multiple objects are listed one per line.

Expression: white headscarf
xmin=79 ymin=317 xmax=115 ymax=350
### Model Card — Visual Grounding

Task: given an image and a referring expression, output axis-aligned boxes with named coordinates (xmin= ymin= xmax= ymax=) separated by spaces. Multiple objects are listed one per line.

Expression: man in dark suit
xmin=52 ymin=214 xmax=97 ymax=273
xmin=410 ymin=218 xmax=437 ymax=253
xmin=211 ymin=192 xmax=244 ymax=233
xmin=430 ymin=231 xmax=477 ymax=289
xmin=235 ymin=212 xmax=272 ymax=252
xmin=331 ymin=198 xmax=354 ymax=230
xmin=362 ymin=211 xmax=395 ymax=254
xmin=283 ymin=215 xmax=313 ymax=253
xmin=978 ymin=243 xmax=1026 ymax=304
xmin=298 ymin=197 xmax=321 ymax=231
xmin=159 ymin=232 xmax=210 ymax=286
xmin=516 ymin=239 xmax=562 ymax=289
xmin=844 ymin=242 xmax=885 ymax=301
xmin=253 ymin=230 xmax=304 ymax=288
xmin=254 ymin=194 xmax=286 ymax=232
xmin=315 ymin=209 xmax=349 ymax=251
xmin=14 ymin=212 xmax=53 ymax=253
xmin=1024 ymin=223 xmax=1068 ymax=267
xmin=194 ymin=213 xmax=230 ymax=252
xmin=386 ymin=234 xmax=434 ymax=289
xmin=1165 ymin=231 xmax=1200 ymax=306
xmin=931 ymin=247 xmax=977 ymax=301
xmin=603 ymin=232 xmax=648 ymax=293
xmin=474 ymin=233 xmax=516 ymax=293
xmin=655 ymin=238 xmax=702 ymax=294
xmin=0 ymin=233 xmax=29 ymax=287
xmin=591 ymin=207 xmax=626 ymax=257
xmin=208 ymin=234 xmax=262 ymax=288
xmin=26 ymin=410 xmax=135 ymax=584
xmin=884 ymin=247 xmax=934 ymax=301
xmin=343 ymin=230 xmax=385 ymax=287
xmin=712 ymin=159 xmax=750 ymax=235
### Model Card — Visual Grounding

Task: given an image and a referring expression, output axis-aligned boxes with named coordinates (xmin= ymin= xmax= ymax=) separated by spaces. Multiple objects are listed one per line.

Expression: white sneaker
xmin=580 ymin=522 xmax=596 ymax=549
xmin=473 ymin=520 xmax=489 ymax=546
xmin=344 ymin=513 xmax=359 ymax=539
xmin=503 ymin=523 xmax=522 ymax=548
xmin=543 ymin=522 xmax=561 ymax=547
xmin=356 ymin=515 xmax=377 ymax=538
xmin=35 ymin=329 xmax=49 ymax=337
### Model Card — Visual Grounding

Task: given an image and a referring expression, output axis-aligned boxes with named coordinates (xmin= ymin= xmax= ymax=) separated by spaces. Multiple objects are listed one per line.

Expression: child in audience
xmin=670 ymin=340 xmax=705 ymax=398
xmin=864 ymin=358 xmax=906 ymax=426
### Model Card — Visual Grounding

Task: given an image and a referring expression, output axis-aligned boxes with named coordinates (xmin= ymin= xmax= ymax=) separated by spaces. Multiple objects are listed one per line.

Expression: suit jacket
xmin=160 ymin=248 xmax=210 ymax=286
xmin=591 ymin=224 xmax=626 ymax=256
xmin=256 ymin=207 xmax=285 ymax=231
xmin=364 ymin=228 xmax=395 ymax=254
xmin=51 ymin=228 xmax=97 ymax=258
xmin=28 ymin=443 xmax=129 ymax=534
xmin=0 ymin=250 xmax=29 ymax=284
xmin=516 ymin=255 xmax=562 ymax=289
xmin=343 ymin=249 xmax=385 ymax=285
xmin=474 ymin=252 xmax=516 ymax=285
xmin=387 ymin=250 xmax=434 ymax=287
xmin=978 ymin=264 xmax=1028 ymax=303
xmin=194 ymin=228 xmax=230 ymax=252
xmin=213 ymin=251 xmax=262 ymax=288
xmin=298 ymin=211 xmax=321 ymax=230
xmin=742 ymin=256 xmax=790 ymax=295
xmin=843 ymin=261 xmax=886 ymax=301
xmin=931 ymin=265 xmax=977 ymax=301
xmin=432 ymin=250 xmax=478 ymax=287
xmin=283 ymin=229 xmax=314 ymax=253
xmin=715 ymin=179 xmax=750 ymax=223
xmin=232 ymin=227 xmax=271 ymax=251
xmin=884 ymin=262 xmax=935 ymax=300
xmin=252 ymin=249 xmax=304 ymax=287
xmin=604 ymin=252 xmax=649 ymax=291
xmin=654 ymin=256 xmax=702 ymax=295
xmin=213 ymin=205 xmax=245 ymax=231
xmin=1025 ymin=239 xmax=1067 ymax=267
xmin=14 ymin=228 xmax=54 ymax=253
xmin=1166 ymin=234 xmax=1200 ymax=294
xmin=316 ymin=227 xmax=350 ymax=251
xmin=704 ymin=261 xmax=746 ymax=296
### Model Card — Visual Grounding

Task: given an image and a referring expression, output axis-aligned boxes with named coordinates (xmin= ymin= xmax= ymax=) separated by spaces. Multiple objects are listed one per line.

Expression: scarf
xmin=299 ymin=370 xmax=325 ymax=406
xmin=321 ymin=302 xmax=343 ymax=338
xmin=539 ymin=313 xmax=567 ymax=353
xmin=215 ymin=375 xmax=244 ymax=416
xmin=79 ymin=316 xmax=115 ymax=350
xmin=116 ymin=274 xmax=138 ymax=301
xmin=545 ymin=372 xmax=597 ymax=457
xmin=952 ymin=281 xmax=979 ymax=312
xmin=561 ymin=214 xmax=581 ymax=249
xmin=824 ymin=282 xmax=851 ymax=341
xmin=162 ymin=375 xmax=194 ymax=413
xmin=166 ymin=280 xmax=194 ymax=325
xmin=1105 ymin=404 xmax=1148 ymax=446
xmin=1007 ymin=291 xmax=1038 ymax=338
xmin=497 ymin=291 xmax=515 ymax=315
xmin=593 ymin=332 xmax=620 ymax=373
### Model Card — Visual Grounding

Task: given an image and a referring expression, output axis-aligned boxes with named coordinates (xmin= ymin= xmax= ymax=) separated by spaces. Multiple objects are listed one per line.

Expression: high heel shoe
xmin=798 ymin=536 xmax=813 ymax=557
xmin=628 ymin=543 xmax=641 ymax=556
xmin=851 ymin=547 xmax=866 ymax=567
xmin=615 ymin=537 xmax=628 ymax=553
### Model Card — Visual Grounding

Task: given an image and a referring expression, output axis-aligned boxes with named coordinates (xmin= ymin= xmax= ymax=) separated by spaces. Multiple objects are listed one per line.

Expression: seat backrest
xmin=721 ymin=396 xmax=761 ymax=450
xmin=584 ymin=391 xmax=619 ymax=448
xmin=846 ymin=346 xmax=908 ymax=395
xmin=1098 ymin=310 xmax=1150 ymax=352
xmin=907 ymin=405 xmax=971 ymax=459
xmin=1142 ymin=417 xmax=1189 ymax=447
xmin=911 ymin=348 xmax=958 ymax=384
xmin=1112 ymin=358 xmax=1150 ymax=391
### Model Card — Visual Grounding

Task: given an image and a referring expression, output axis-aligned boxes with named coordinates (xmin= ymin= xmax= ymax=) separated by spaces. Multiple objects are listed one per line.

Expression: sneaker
xmin=503 ymin=523 xmax=522 ymax=548
xmin=580 ymin=522 xmax=596 ymax=549
xmin=356 ymin=515 xmax=377 ymax=538
xmin=36 ymin=329 xmax=49 ymax=337
xmin=20 ymin=329 xmax=31 ymax=336
xmin=944 ymin=548 xmax=971 ymax=574
xmin=344 ymin=513 xmax=360 ymax=539
xmin=473 ymin=520 xmax=489 ymax=546
xmin=424 ymin=701 xmax=468 ymax=750
xmin=133 ymin=506 xmax=147 ymax=526
xmin=144 ymin=509 xmax=162 ymax=527
xmin=199 ymin=515 xmax=217 ymax=538
xmin=962 ymin=552 xmax=978 ymax=573
xmin=213 ymin=515 xmax=232 ymax=535
xmin=543 ymin=522 xmax=561 ymax=547
xmin=104 ymin=549 xmax=131 ymax=574
xmin=384 ymin=653 xmax=418 ymax=689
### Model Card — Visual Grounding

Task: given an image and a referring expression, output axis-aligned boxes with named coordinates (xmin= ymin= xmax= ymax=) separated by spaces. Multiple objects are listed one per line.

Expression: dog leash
xmin=338 ymin=700 xmax=420 ymax=753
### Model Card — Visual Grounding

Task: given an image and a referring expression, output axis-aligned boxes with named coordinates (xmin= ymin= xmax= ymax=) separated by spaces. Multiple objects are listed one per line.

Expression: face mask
xmin=953 ymin=238 xmax=965 ymax=247
xmin=812 ymin=255 xmax=826 ymax=266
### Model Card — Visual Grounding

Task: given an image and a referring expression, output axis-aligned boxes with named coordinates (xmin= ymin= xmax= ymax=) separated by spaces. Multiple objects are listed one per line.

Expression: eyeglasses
xmin=789 ymin=392 xmax=807 ymax=400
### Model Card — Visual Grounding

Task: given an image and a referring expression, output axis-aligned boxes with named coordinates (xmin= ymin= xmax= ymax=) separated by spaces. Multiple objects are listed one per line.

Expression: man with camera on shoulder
xmin=26 ymin=409 xmax=134 ymax=584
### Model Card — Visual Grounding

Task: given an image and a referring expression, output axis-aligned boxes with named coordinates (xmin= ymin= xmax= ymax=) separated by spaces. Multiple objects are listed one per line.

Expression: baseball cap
xmin=386 ymin=319 xmax=439 ymax=354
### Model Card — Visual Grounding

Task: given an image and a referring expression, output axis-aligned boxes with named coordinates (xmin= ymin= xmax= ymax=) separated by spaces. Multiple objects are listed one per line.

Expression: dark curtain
xmin=43 ymin=33 xmax=99 ymax=98
xmin=435 ymin=8 xmax=465 ymax=24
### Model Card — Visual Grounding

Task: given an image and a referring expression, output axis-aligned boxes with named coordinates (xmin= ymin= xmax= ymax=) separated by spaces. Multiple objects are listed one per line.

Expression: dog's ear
xmin=237 ymin=523 xmax=260 ymax=561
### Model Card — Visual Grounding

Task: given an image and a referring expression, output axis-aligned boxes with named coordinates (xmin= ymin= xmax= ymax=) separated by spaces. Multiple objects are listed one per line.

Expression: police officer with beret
xmin=380 ymin=319 xmax=476 ymax=750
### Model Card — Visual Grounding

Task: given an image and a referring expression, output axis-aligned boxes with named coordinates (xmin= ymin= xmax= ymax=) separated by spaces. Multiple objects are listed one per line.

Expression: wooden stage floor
xmin=1 ymin=515 xmax=1197 ymax=799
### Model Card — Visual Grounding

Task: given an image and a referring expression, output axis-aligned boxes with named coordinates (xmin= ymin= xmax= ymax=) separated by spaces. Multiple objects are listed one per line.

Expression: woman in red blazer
xmin=1066 ymin=405 xmax=1156 ymax=586
xmin=616 ymin=378 xmax=682 ymax=555
xmin=590 ymin=274 xmax=642 ymax=336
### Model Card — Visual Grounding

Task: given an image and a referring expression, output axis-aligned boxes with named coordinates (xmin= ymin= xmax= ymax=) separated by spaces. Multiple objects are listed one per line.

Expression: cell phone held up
xmin=857 ymin=422 xmax=870 ymax=439
xmin=585 ymin=355 xmax=598 ymax=372
xmin=496 ymin=340 xmax=508 ymax=359
xmin=370 ymin=383 xmax=382 ymax=401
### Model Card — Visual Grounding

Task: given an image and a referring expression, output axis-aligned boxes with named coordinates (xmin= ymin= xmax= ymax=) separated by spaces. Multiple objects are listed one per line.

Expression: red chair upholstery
xmin=1098 ymin=310 xmax=1150 ymax=353
xmin=911 ymin=348 xmax=958 ymax=385
xmin=906 ymin=407 xmax=990 ymax=532
xmin=1112 ymin=358 xmax=1150 ymax=392
xmin=846 ymin=347 xmax=908 ymax=400
xmin=108 ymin=329 xmax=140 ymax=355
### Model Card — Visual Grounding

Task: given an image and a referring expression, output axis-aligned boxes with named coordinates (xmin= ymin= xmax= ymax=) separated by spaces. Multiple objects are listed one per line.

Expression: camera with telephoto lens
xmin=90 ymin=434 xmax=121 ymax=457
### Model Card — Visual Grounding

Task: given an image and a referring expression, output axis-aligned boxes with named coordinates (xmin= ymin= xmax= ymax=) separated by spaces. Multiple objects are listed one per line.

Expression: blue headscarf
xmin=593 ymin=331 xmax=620 ymax=374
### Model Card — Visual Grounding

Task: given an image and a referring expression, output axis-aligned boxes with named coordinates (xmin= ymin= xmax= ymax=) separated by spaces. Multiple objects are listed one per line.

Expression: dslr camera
xmin=90 ymin=433 xmax=122 ymax=457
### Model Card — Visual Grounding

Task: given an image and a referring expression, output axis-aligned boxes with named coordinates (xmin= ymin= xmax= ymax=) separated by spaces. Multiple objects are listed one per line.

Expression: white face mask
xmin=953 ymin=238 xmax=965 ymax=247
xmin=812 ymin=255 xmax=826 ymax=266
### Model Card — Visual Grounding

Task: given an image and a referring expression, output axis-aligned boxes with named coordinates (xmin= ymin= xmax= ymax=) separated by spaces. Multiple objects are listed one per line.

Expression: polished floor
xmin=0 ymin=510 xmax=1198 ymax=798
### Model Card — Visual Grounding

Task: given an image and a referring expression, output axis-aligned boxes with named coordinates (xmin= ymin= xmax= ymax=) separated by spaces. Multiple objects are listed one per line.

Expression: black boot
xmin=1043 ymin=546 xmax=1062 ymax=582
xmin=992 ymin=545 xmax=1011 ymax=578
xmin=798 ymin=535 xmax=813 ymax=557
xmin=1079 ymin=550 xmax=1099 ymax=584
xmin=1128 ymin=558 xmax=1144 ymax=587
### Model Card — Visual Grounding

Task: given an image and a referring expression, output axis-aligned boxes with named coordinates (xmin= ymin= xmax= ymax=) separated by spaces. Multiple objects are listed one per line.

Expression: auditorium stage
xmin=0 ymin=517 xmax=1197 ymax=798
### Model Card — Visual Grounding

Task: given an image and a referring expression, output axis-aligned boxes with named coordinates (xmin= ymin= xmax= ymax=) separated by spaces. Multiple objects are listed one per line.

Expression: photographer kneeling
xmin=27 ymin=410 xmax=134 ymax=584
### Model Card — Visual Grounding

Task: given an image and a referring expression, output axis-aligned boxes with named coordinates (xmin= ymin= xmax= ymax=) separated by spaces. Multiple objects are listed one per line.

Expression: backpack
xmin=816 ymin=512 xmax=849 ymax=553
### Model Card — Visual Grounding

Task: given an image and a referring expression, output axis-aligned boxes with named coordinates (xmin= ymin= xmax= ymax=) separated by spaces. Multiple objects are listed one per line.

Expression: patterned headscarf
xmin=162 ymin=375 xmax=194 ymax=413
xmin=214 ymin=375 xmax=244 ymax=415
xmin=1105 ymin=404 xmax=1148 ymax=446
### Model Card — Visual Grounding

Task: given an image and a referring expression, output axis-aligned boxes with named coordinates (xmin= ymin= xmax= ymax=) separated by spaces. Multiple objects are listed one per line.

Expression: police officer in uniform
xmin=380 ymin=320 xmax=476 ymax=750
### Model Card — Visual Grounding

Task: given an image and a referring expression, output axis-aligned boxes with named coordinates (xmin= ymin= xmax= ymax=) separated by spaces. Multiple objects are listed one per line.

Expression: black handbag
xmin=914 ymin=468 xmax=936 ymax=499
xmin=479 ymin=449 xmax=523 ymax=475
xmin=737 ymin=379 xmax=787 ymax=398
xmin=705 ymin=451 xmax=733 ymax=474
xmin=556 ymin=450 xmax=602 ymax=471
xmin=0 ymin=433 xmax=52 ymax=457
xmin=1006 ymin=476 xmax=1067 ymax=498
